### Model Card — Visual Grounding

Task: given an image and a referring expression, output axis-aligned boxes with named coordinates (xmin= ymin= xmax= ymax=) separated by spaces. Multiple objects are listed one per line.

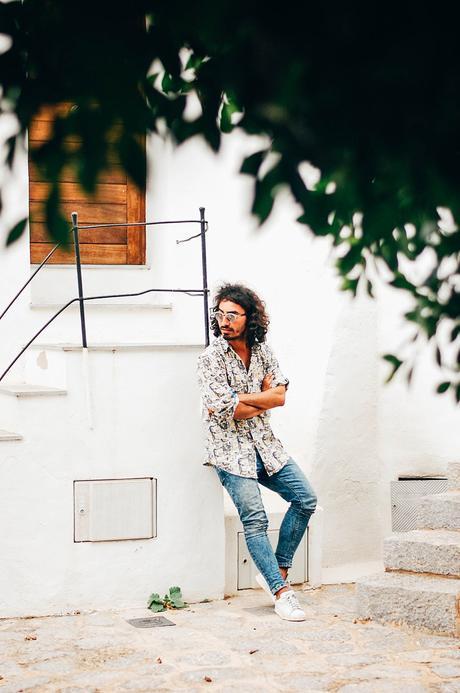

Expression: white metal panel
xmin=237 ymin=528 xmax=307 ymax=590
xmin=391 ymin=478 xmax=448 ymax=532
xmin=74 ymin=477 xmax=156 ymax=542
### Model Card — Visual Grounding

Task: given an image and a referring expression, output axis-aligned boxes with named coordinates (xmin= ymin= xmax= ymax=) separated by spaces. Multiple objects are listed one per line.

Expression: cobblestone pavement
xmin=1 ymin=584 xmax=459 ymax=692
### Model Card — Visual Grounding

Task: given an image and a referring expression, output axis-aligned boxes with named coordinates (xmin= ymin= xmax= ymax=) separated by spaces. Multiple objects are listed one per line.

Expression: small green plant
xmin=147 ymin=586 xmax=187 ymax=612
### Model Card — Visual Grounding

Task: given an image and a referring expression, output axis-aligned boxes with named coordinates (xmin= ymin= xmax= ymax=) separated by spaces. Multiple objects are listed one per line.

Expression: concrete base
xmin=384 ymin=529 xmax=460 ymax=577
xmin=321 ymin=559 xmax=384 ymax=585
xmin=416 ymin=492 xmax=460 ymax=530
xmin=447 ymin=461 xmax=460 ymax=491
xmin=356 ymin=571 xmax=460 ymax=636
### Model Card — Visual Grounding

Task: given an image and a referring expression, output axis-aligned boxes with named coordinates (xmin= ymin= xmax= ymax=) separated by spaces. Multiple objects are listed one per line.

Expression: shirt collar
xmin=216 ymin=335 xmax=231 ymax=352
xmin=215 ymin=335 xmax=261 ymax=353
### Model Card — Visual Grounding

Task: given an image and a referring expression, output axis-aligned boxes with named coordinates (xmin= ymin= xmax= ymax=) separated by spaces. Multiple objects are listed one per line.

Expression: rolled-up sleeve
xmin=197 ymin=352 xmax=239 ymax=425
xmin=263 ymin=344 xmax=289 ymax=389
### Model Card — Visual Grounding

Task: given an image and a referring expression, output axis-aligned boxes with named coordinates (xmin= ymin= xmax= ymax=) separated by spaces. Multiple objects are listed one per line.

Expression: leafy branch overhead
xmin=0 ymin=1 xmax=459 ymax=400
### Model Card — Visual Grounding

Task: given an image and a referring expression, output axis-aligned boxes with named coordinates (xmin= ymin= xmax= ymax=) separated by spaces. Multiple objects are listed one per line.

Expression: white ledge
xmin=0 ymin=429 xmax=23 ymax=441
xmin=0 ymin=383 xmax=67 ymax=397
xmin=29 ymin=301 xmax=173 ymax=311
xmin=29 ymin=342 xmax=205 ymax=352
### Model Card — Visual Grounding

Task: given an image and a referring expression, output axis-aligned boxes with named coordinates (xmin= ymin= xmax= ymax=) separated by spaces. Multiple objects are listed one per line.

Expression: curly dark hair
xmin=210 ymin=283 xmax=270 ymax=347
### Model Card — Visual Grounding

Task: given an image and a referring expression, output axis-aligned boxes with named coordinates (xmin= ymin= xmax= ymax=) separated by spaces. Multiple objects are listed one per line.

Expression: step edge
xmin=0 ymin=383 xmax=68 ymax=397
xmin=357 ymin=570 xmax=460 ymax=592
xmin=28 ymin=342 xmax=205 ymax=352
xmin=0 ymin=429 xmax=23 ymax=441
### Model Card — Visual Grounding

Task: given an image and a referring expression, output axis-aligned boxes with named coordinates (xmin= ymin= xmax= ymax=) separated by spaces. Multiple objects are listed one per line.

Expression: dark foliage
xmin=0 ymin=1 xmax=459 ymax=399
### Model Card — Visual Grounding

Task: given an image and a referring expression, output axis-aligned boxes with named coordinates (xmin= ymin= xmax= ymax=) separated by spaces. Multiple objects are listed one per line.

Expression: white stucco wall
xmin=0 ymin=124 xmax=459 ymax=616
xmin=0 ymin=346 xmax=224 ymax=617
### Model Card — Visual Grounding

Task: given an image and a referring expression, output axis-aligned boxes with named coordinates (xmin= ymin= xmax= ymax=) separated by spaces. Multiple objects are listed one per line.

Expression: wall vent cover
xmin=74 ymin=477 xmax=157 ymax=542
xmin=391 ymin=477 xmax=448 ymax=532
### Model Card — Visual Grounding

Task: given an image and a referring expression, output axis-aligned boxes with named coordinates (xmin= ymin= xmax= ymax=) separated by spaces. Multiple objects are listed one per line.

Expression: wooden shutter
xmin=28 ymin=105 xmax=146 ymax=265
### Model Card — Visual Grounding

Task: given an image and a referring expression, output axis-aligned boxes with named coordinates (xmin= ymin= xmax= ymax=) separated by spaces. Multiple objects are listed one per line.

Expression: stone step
xmin=448 ymin=461 xmax=460 ymax=491
xmin=384 ymin=529 xmax=460 ymax=577
xmin=416 ymin=491 xmax=460 ymax=530
xmin=356 ymin=571 xmax=460 ymax=636
xmin=0 ymin=429 xmax=23 ymax=441
xmin=0 ymin=383 xmax=67 ymax=397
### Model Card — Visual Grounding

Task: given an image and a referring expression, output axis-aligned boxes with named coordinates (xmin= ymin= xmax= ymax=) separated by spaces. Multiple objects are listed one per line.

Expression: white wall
xmin=0 ymin=346 xmax=224 ymax=617
xmin=0 ymin=126 xmax=459 ymax=616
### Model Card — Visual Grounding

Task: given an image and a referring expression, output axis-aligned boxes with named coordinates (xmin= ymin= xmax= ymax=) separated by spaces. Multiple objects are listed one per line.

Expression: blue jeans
xmin=215 ymin=451 xmax=317 ymax=595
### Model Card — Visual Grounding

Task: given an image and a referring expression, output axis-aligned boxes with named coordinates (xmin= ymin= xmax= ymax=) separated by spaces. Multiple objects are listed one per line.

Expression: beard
xmin=221 ymin=327 xmax=245 ymax=341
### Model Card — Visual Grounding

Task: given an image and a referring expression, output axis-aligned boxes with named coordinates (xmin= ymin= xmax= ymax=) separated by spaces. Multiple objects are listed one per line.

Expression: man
xmin=197 ymin=283 xmax=317 ymax=621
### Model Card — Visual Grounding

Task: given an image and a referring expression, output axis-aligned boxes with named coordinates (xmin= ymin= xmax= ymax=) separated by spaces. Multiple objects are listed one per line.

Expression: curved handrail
xmin=0 ymin=242 xmax=62 ymax=321
xmin=0 ymin=286 xmax=208 ymax=383
xmin=0 ymin=218 xmax=207 ymax=323
xmin=0 ymin=207 xmax=210 ymax=383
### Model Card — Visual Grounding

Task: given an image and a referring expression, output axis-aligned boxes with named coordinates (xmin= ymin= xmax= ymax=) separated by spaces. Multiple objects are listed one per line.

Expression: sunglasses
xmin=212 ymin=310 xmax=246 ymax=323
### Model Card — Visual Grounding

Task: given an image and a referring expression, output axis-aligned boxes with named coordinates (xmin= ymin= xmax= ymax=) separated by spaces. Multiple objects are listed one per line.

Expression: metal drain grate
xmin=126 ymin=616 xmax=175 ymax=628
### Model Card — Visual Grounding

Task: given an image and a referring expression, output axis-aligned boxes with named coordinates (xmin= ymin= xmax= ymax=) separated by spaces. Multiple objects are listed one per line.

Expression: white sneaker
xmin=255 ymin=573 xmax=275 ymax=603
xmin=274 ymin=589 xmax=306 ymax=621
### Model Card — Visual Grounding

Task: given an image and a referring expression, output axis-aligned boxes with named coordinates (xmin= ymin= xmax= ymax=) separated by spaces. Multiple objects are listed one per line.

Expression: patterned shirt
xmin=197 ymin=336 xmax=290 ymax=478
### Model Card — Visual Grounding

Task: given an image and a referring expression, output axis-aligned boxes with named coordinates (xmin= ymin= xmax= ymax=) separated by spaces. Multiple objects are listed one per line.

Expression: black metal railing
xmin=0 ymin=207 xmax=210 ymax=383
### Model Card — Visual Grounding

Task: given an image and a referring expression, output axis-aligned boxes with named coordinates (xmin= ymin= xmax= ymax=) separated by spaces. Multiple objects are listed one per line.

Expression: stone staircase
xmin=356 ymin=462 xmax=460 ymax=636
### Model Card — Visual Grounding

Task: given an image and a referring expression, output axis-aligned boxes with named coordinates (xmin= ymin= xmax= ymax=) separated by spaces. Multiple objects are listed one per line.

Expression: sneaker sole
xmin=274 ymin=610 xmax=306 ymax=622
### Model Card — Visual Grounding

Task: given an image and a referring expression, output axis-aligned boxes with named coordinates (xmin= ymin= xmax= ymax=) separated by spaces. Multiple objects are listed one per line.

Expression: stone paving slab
xmin=0 ymin=584 xmax=459 ymax=692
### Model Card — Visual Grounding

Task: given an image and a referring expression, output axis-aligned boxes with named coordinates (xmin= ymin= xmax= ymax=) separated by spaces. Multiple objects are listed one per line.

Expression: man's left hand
xmin=262 ymin=373 xmax=273 ymax=391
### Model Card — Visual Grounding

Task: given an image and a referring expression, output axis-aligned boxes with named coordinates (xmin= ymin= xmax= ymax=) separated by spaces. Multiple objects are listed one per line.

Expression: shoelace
xmin=285 ymin=592 xmax=301 ymax=611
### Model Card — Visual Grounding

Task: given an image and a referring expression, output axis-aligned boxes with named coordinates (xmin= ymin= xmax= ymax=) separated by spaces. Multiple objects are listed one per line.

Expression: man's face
xmin=216 ymin=299 xmax=247 ymax=341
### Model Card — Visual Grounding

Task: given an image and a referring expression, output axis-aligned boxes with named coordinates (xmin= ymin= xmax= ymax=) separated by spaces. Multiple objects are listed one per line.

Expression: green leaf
xmin=162 ymin=72 xmax=174 ymax=93
xmin=220 ymin=94 xmax=242 ymax=133
xmin=185 ymin=53 xmax=204 ymax=71
xmin=252 ymin=181 xmax=274 ymax=223
xmin=380 ymin=240 xmax=398 ymax=272
xmin=5 ymin=135 xmax=16 ymax=169
xmin=147 ymin=593 xmax=165 ymax=612
xmin=436 ymin=381 xmax=450 ymax=394
xmin=435 ymin=346 xmax=442 ymax=367
xmin=451 ymin=324 xmax=460 ymax=342
xmin=383 ymin=354 xmax=403 ymax=383
xmin=6 ymin=217 xmax=28 ymax=246
xmin=169 ymin=585 xmax=187 ymax=609
xmin=383 ymin=354 xmax=403 ymax=368
xmin=406 ymin=366 xmax=414 ymax=385
xmin=240 ymin=150 xmax=266 ymax=176
xmin=220 ymin=102 xmax=233 ymax=133
xmin=340 ymin=277 xmax=359 ymax=296
xmin=146 ymin=73 xmax=159 ymax=85
xmin=337 ymin=244 xmax=363 ymax=275
xmin=149 ymin=602 xmax=166 ymax=613
xmin=390 ymin=274 xmax=416 ymax=292
xmin=161 ymin=72 xmax=188 ymax=95
xmin=119 ymin=135 xmax=147 ymax=190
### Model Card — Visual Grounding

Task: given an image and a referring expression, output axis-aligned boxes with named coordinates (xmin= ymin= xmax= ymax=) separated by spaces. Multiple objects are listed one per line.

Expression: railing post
xmin=72 ymin=211 xmax=88 ymax=348
xmin=199 ymin=207 xmax=210 ymax=347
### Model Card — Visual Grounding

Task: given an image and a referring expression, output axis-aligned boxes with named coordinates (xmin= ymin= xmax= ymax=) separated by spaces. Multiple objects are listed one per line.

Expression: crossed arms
xmin=233 ymin=374 xmax=286 ymax=419
xmin=197 ymin=347 xmax=288 ymax=425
